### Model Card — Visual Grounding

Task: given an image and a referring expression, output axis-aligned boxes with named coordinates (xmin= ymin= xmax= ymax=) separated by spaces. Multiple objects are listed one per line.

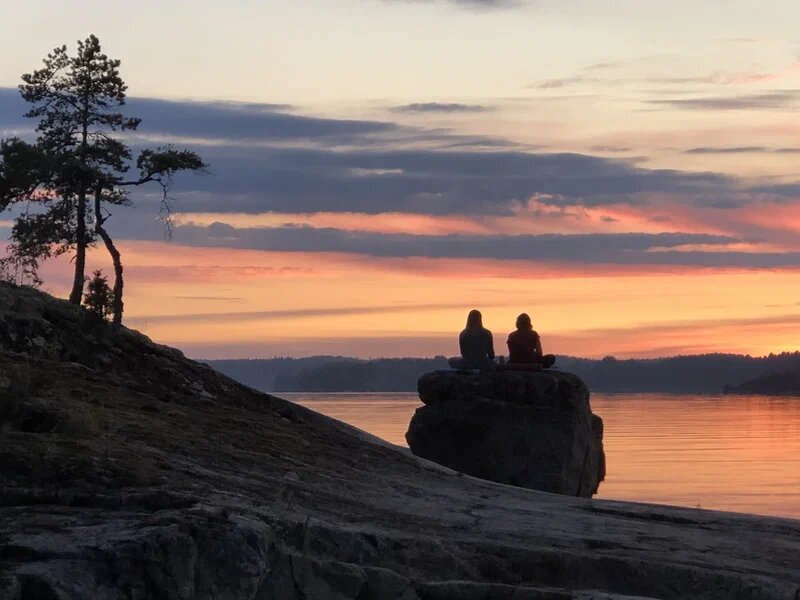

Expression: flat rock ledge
xmin=407 ymin=369 xmax=606 ymax=497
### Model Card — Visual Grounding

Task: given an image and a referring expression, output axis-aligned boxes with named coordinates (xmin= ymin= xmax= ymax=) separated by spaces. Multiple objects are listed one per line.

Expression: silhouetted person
xmin=448 ymin=309 xmax=495 ymax=370
xmin=507 ymin=313 xmax=556 ymax=368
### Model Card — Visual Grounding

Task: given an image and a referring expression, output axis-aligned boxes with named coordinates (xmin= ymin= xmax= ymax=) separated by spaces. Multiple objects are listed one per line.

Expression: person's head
xmin=516 ymin=313 xmax=532 ymax=330
xmin=466 ymin=309 xmax=483 ymax=330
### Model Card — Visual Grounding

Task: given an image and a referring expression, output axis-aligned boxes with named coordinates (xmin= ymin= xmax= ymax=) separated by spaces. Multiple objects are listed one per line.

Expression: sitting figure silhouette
xmin=448 ymin=309 xmax=495 ymax=370
xmin=506 ymin=313 xmax=556 ymax=369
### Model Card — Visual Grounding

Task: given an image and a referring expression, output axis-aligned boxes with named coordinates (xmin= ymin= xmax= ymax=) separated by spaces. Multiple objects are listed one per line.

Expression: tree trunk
xmin=94 ymin=192 xmax=124 ymax=327
xmin=99 ymin=228 xmax=123 ymax=328
xmin=68 ymin=191 xmax=87 ymax=305
xmin=69 ymin=109 xmax=90 ymax=305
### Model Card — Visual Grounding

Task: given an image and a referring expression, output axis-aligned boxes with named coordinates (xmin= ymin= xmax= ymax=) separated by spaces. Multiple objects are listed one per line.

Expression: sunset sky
xmin=2 ymin=0 xmax=800 ymax=359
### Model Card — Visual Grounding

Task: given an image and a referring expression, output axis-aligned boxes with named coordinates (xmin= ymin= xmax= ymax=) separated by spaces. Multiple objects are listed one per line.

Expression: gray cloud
xmin=149 ymin=145 xmax=732 ymax=216
xmin=393 ymin=102 xmax=491 ymax=113
xmin=530 ymin=71 xmax=722 ymax=90
xmin=530 ymin=73 xmax=725 ymax=90
xmin=152 ymin=223 xmax=800 ymax=269
xmin=2 ymin=80 xmax=741 ymax=218
xmin=650 ymin=90 xmax=800 ymax=111
xmin=686 ymin=146 xmax=768 ymax=154
xmin=748 ymin=183 xmax=800 ymax=196
xmin=590 ymin=145 xmax=633 ymax=153
xmin=533 ymin=76 xmax=600 ymax=89
xmin=686 ymin=146 xmax=800 ymax=155
xmin=0 ymin=87 xmax=518 ymax=154
xmin=3 ymin=87 xmax=797 ymax=233
xmin=0 ymin=88 xmax=395 ymax=144
xmin=164 ymin=224 xmax=768 ymax=267
xmin=706 ymin=199 xmax=741 ymax=209
xmin=130 ymin=97 xmax=395 ymax=141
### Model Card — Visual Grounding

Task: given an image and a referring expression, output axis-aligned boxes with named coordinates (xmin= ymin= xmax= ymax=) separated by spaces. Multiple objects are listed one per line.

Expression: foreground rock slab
xmin=1 ymin=282 xmax=799 ymax=599
xmin=407 ymin=369 xmax=605 ymax=497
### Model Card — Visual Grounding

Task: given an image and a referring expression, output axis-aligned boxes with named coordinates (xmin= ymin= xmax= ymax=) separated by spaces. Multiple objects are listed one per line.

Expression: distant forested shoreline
xmin=205 ymin=352 xmax=800 ymax=394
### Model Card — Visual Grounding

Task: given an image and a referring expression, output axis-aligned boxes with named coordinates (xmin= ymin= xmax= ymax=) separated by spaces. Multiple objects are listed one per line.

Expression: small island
xmin=724 ymin=369 xmax=800 ymax=396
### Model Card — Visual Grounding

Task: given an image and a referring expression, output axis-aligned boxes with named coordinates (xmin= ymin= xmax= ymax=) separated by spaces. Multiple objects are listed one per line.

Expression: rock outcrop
xmin=1 ymin=282 xmax=799 ymax=599
xmin=406 ymin=369 xmax=605 ymax=497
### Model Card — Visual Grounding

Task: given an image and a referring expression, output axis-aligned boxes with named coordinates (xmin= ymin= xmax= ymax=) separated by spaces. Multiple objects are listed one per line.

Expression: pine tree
xmin=0 ymin=35 xmax=206 ymax=326
xmin=83 ymin=269 xmax=114 ymax=321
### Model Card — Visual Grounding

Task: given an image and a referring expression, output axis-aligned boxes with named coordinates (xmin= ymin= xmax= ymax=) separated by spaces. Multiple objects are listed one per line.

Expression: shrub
xmin=83 ymin=270 xmax=114 ymax=322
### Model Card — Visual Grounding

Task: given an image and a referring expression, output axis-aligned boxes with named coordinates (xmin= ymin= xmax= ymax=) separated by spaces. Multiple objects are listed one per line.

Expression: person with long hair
xmin=448 ymin=309 xmax=495 ymax=369
xmin=507 ymin=313 xmax=556 ymax=368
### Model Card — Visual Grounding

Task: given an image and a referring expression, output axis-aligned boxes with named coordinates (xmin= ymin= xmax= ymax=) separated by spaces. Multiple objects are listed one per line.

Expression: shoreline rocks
xmin=407 ymin=369 xmax=605 ymax=497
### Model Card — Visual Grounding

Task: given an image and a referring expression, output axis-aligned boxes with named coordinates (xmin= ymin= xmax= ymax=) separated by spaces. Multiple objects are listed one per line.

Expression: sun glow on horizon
xmin=29 ymin=240 xmax=800 ymax=360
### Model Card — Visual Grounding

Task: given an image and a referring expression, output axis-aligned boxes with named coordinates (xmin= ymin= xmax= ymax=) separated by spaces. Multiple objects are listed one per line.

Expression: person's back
xmin=507 ymin=327 xmax=540 ymax=364
xmin=448 ymin=309 xmax=495 ymax=370
xmin=460 ymin=327 xmax=494 ymax=368
xmin=507 ymin=313 xmax=556 ymax=368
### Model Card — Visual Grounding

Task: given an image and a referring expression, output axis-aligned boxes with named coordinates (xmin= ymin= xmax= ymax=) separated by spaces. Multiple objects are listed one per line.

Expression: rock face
xmin=406 ymin=370 xmax=605 ymax=497
xmin=1 ymin=282 xmax=799 ymax=600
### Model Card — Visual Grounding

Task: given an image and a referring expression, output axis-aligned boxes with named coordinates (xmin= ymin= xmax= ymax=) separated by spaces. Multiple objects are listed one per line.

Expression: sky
xmin=1 ymin=0 xmax=800 ymax=359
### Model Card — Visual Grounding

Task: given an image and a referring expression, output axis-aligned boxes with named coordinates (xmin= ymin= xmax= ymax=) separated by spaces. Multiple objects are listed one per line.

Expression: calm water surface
xmin=288 ymin=392 xmax=800 ymax=519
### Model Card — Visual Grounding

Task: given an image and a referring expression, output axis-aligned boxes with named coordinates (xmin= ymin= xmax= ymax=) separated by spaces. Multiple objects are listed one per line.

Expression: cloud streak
xmin=392 ymin=102 xmax=491 ymax=113
xmin=387 ymin=0 xmax=521 ymax=9
xmin=686 ymin=146 xmax=768 ymax=154
xmin=126 ymin=301 xmax=475 ymax=325
xmin=531 ymin=58 xmax=800 ymax=91
xmin=650 ymin=90 xmax=800 ymax=111
xmin=685 ymin=146 xmax=800 ymax=154
xmin=156 ymin=223 xmax=800 ymax=269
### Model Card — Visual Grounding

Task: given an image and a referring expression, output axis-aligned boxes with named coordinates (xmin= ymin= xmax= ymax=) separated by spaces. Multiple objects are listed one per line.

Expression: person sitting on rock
xmin=506 ymin=313 xmax=556 ymax=368
xmin=448 ymin=309 xmax=495 ymax=370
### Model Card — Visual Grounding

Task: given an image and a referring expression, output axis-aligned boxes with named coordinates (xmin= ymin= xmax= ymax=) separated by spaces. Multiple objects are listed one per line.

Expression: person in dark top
xmin=507 ymin=313 xmax=555 ymax=368
xmin=448 ymin=309 xmax=495 ymax=370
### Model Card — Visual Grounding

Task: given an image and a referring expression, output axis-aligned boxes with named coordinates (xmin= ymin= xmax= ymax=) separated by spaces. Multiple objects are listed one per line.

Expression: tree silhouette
xmin=83 ymin=269 xmax=114 ymax=322
xmin=0 ymin=138 xmax=55 ymax=285
xmin=0 ymin=35 xmax=206 ymax=326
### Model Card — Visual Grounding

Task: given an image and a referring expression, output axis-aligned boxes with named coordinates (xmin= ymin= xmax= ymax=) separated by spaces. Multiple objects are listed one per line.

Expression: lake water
xmin=288 ymin=392 xmax=800 ymax=520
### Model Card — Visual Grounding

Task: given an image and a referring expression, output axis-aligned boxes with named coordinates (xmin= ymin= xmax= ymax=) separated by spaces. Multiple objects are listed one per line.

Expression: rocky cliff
xmin=1 ymin=282 xmax=799 ymax=599
xmin=406 ymin=370 xmax=605 ymax=497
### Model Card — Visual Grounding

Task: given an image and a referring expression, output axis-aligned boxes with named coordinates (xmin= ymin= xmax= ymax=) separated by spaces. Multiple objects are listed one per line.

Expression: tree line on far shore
xmin=207 ymin=352 xmax=800 ymax=394
xmin=0 ymin=35 xmax=205 ymax=326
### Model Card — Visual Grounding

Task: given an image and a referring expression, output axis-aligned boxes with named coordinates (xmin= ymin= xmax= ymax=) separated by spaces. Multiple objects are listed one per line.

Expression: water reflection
xmin=288 ymin=392 xmax=800 ymax=519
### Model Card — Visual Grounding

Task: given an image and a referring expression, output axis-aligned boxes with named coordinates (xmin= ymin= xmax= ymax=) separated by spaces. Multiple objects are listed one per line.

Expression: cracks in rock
xmin=581 ymin=505 xmax=710 ymax=528
xmin=288 ymin=554 xmax=308 ymax=600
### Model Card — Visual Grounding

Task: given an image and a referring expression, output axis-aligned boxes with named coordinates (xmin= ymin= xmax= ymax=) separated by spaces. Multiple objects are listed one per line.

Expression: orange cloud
xmin=173 ymin=199 xmax=729 ymax=239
